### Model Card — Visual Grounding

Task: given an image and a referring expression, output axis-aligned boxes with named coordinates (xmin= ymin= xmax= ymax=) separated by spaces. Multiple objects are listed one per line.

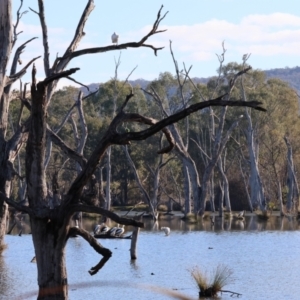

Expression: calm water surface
xmin=1 ymin=215 xmax=300 ymax=300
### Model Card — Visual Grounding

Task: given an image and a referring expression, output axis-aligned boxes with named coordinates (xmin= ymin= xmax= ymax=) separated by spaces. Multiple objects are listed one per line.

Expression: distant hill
xmin=81 ymin=67 xmax=300 ymax=95
xmin=265 ymin=66 xmax=300 ymax=94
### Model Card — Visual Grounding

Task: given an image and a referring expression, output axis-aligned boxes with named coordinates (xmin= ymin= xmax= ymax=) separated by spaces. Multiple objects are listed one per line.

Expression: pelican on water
xmin=114 ymin=224 xmax=125 ymax=237
xmin=94 ymin=223 xmax=110 ymax=235
xmin=106 ymin=226 xmax=117 ymax=236
xmin=161 ymin=227 xmax=170 ymax=236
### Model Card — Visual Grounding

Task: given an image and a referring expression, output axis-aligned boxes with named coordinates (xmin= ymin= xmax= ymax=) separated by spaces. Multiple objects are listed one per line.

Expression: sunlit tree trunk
xmin=218 ymin=158 xmax=231 ymax=212
xmin=284 ymin=136 xmax=299 ymax=212
xmin=241 ymin=70 xmax=266 ymax=212
xmin=183 ymin=165 xmax=192 ymax=215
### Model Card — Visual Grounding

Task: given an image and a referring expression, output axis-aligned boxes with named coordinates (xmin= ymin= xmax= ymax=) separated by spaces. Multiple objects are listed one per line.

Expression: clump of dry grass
xmin=191 ymin=264 xmax=234 ymax=297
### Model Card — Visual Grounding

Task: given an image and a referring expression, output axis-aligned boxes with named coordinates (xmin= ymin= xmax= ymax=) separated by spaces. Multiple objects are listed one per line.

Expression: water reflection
xmin=3 ymin=214 xmax=300 ymax=300
xmin=7 ymin=213 xmax=300 ymax=235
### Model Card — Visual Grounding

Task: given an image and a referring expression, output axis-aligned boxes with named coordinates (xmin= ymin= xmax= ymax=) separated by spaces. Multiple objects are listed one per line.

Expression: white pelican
xmin=111 ymin=32 xmax=119 ymax=45
xmin=115 ymin=224 xmax=125 ymax=237
xmin=107 ymin=226 xmax=117 ymax=236
xmin=94 ymin=223 xmax=110 ymax=235
xmin=161 ymin=227 xmax=170 ymax=236
xmin=99 ymin=224 xmax=110 ymax=234
xmin=93 ymin=224 xmax=101 ymax=235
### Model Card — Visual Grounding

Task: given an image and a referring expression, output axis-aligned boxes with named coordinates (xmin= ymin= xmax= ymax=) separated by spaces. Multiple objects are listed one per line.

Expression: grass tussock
xmin=191 ymin=264 xmax=234 ymax=297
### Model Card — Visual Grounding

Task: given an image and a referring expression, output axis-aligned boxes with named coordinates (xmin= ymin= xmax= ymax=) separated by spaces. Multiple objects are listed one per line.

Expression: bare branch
xmin=58 ymin=5 xmax=168 ymax=63
xmin=67 ymin=204 xmax=144 ymax=228
xmin=0 ymin=192 xmax=32 ymax=215
xmin=112 ymin=98 xmax=265 ymax=146
xmin=47 ymin=125 xmax=87 ymax=169
xmin=42 ymin=68 xmax=80 ymax=86
xmin=66 ymin=76 xmax=90 ymax=91
xmin=10 ymin=37 xmax=38 ymax=76
xmin=37 ymin=0 xmax=50 ymax=76
xmin=12 ymin=0 xmax=28 ymax=48
xmin=64 ymin=0 xmax=95 ymax=54
xmin=67 ymin=227 xmax=112 ymax=276
xmin=6 ymin=56 xmax=41 ymax=86
xmin=119 ymin=90 xmax=135 ymax=112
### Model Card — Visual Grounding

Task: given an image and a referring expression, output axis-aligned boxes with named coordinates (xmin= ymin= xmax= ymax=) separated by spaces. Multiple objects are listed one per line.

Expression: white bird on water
xmin=114 ymin=224 xmax=125 ymax=237
xmin=94 ymin=223 xmax=110 ymax=235
xmin=111 ymin=32 xmax=119 ymax=45
xmin=161 ymin=227 xmax=170 ymax=236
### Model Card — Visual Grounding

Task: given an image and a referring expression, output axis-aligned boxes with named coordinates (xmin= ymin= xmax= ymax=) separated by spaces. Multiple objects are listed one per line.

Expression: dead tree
xmin=284 ymin=136 xmax=299 ymax=212
xmin=240 ymin=55 xmax=267 ymax=212
xmin=0 ymin=0 xmax=39 ymax=251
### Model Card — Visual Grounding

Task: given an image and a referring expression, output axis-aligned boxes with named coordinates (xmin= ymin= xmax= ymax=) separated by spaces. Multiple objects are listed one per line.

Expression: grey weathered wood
xmin=130 ymin=227 xmax=140 ymax=259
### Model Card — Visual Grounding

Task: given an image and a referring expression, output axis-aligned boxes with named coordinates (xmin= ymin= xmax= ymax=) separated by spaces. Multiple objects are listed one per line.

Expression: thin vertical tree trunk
xmin=105 ymin=147 xmax=112 ymax=210
xmin=218 ymin=158 xmax=231 ymax=212
xmin=284 ymin=136 xmax=298 ymax=212
xmin=130 ymin=227 xmax=140 ymax=260
xmin=183 ymin=165 xmax=192 ymax=215
xmin=0 ymin=0 xmax=13 ymax=252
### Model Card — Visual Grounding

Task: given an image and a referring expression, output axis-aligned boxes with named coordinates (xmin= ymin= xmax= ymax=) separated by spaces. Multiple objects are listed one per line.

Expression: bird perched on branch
xmin=111 ymin=32 xmax=119 ymax=45
xmin=114 ymin=224 xmax=125 ymax=237
xmin=94 ymin=223 xmax=110 ymax=235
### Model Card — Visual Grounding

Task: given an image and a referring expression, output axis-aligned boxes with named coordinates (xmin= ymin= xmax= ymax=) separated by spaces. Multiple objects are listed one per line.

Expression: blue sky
xmin=11 ymin=0 xmax=300 ymax=89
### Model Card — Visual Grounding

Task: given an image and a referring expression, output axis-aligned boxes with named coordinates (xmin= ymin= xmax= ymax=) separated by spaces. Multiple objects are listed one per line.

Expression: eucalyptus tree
xmin=237 ymin=59 xmax=300 ymax=212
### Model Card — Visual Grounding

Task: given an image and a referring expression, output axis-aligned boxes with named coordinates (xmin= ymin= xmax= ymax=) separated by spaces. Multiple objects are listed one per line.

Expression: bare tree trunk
xmin=218 ymin=181 xmax=224 ymax=217
xmin=183 ymin=165 xmax=192 ymax=215
xmin=31 ymin=219 xmax=68 ymax=300
xmin=240 ymin=65 xmax=266 ymax=212
xmin=0 ymin=0 xmax=13 ymax=252
xmin=130 ymin=227 xmax=140 ymax=260
xmin=277 ymin=181 xmax=284 ymax=216
xmin=105 ymin=147 xmax=112 ymax=210
xmin=238 ymin=156 xmax=253 ymax=212
xmin=218 ymin=158 xmax=231 ymax=212
xmin=284 ymin=136 xmax=299 ymax=212
xmin=123 ymin=146 xmax=158 ymax=219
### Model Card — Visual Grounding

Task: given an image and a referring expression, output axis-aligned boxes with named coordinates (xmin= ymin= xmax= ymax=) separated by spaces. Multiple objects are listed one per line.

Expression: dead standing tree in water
xmin=0 ymin=0 xmax=40 ymax=251
xmin=1 ymin=2 xmax=265 ymax=300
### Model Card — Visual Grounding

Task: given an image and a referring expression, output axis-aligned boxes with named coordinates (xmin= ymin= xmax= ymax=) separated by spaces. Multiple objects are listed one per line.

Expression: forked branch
xmin=67 ymin=227 xmax=112 ymax=276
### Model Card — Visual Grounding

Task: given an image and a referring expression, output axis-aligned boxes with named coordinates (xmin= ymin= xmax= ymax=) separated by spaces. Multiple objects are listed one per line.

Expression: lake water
xmin=1 ymin=214 xmax=300 ymax=300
